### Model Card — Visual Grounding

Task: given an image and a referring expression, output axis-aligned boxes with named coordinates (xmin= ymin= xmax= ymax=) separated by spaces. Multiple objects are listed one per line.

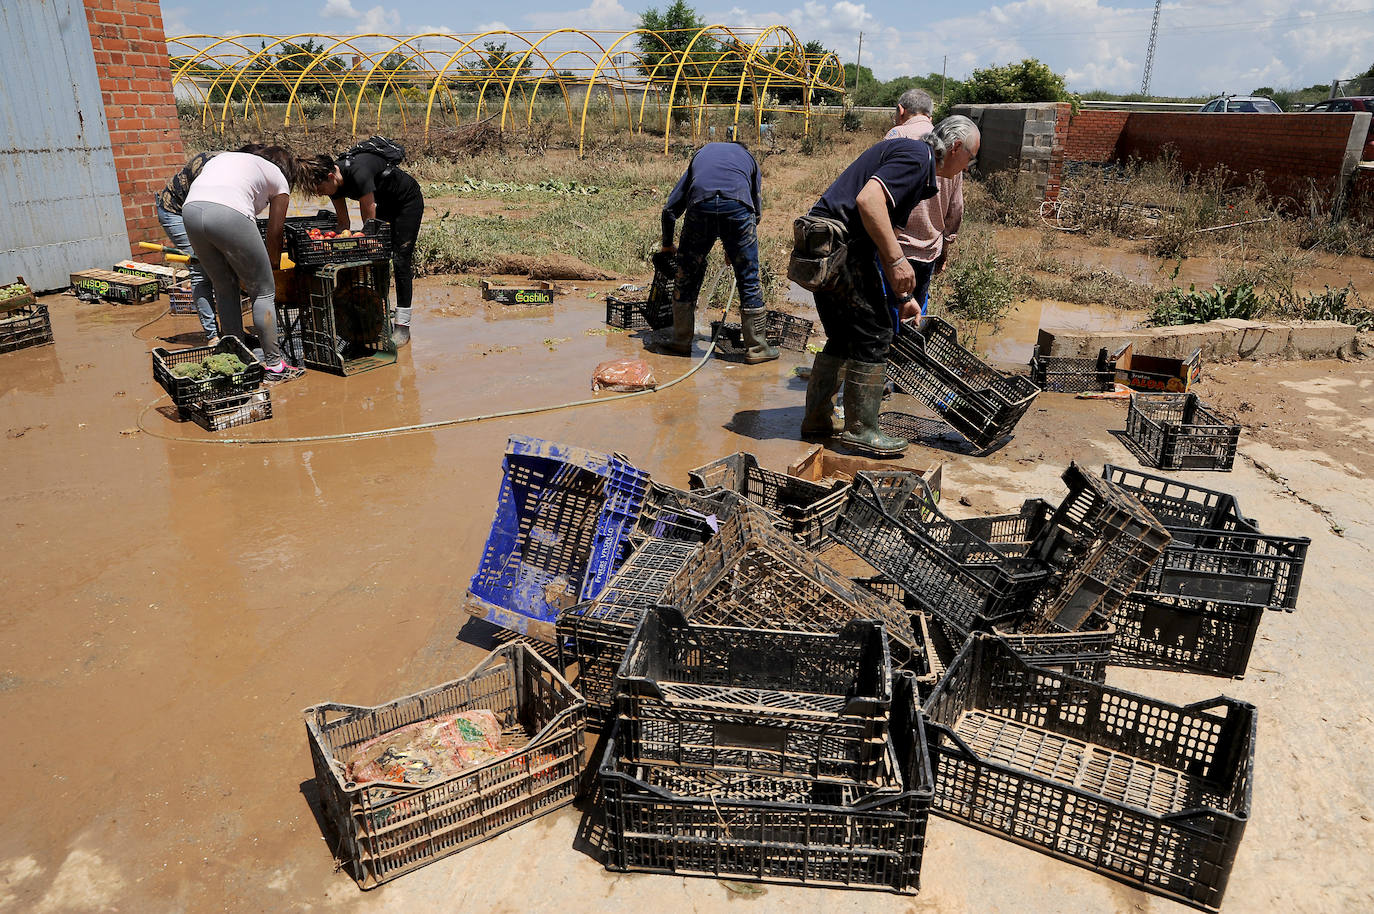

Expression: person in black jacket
xmin=660 ymin=141 xmax=776 ymax=363
xmin=313 ymin=149 xmax=424 ymax=347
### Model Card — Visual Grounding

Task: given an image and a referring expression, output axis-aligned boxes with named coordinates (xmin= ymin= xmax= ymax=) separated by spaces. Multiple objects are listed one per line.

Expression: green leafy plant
xmin=933 ymin=233 xmax=1016 ymax=343
xmin=1145 ymin=283 xmax=1260 ymax=326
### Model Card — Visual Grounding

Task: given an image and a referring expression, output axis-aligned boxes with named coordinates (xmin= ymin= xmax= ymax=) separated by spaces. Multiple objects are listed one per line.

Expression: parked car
xmin=1198 ymin=95 xmax=1282 ymax=113
xmin=1306 ymin=97 xmax=1374 ymax=161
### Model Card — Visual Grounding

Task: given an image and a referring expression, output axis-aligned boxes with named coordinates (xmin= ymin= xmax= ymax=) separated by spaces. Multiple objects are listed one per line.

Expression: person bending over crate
xmin=797 ymin=127 xmax=961 ymax=457
xmin=155 ymin=150 xmax=223 ymax=342
xmin=182 ymin=146 xmax=336 ymax=384
xmin=312 ymin=138 xmax=423 ymax=348
xmin=659 ymin=141 xmax=777 ymax=364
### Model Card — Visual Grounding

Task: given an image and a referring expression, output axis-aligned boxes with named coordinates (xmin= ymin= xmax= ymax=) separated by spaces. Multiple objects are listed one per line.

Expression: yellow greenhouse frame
xmin=168 ymin=29 xmax=846 ymax=154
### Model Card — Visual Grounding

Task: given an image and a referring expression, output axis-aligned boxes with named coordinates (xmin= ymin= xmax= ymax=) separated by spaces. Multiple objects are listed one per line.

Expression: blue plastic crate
xmin=467 ymin=436 xmax=650 ymax=641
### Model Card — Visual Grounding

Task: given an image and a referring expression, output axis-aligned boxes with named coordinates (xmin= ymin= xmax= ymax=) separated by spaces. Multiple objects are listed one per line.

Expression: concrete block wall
xmin=82 ymin=0 xmax=185 ymax=259
xmin=953 ymin=102 xmax=1069 ymax=200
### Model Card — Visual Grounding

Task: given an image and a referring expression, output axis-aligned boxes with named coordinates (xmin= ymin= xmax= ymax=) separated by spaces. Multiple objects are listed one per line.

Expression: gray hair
xmin=896 ymin=88 xmax=933 ymax=117
xmin=920 ymin=114 xmax=980 ymax=167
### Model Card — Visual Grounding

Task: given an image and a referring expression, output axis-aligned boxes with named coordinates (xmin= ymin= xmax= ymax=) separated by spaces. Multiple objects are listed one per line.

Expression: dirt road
xmin=1 ymin=281 xmax=1371 ymax=912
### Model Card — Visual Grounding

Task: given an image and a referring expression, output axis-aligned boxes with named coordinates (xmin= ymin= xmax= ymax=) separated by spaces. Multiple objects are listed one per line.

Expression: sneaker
xmin=206 ymin=335 xmax=220 ymax=347
xmin=262 ymin=361 xmax=305 ymax=385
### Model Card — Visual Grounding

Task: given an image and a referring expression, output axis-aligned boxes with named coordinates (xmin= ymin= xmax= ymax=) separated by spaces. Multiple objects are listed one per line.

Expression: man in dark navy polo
xmin=799 ymin=132 xmax=948 ymax=456
xmin=659 ymin=141 xmax=776 ymax=363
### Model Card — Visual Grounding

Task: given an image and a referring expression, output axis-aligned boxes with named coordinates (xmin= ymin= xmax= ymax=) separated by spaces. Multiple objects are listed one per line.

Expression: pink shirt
xmin=884 ymin=119 xmax=963 ymax=263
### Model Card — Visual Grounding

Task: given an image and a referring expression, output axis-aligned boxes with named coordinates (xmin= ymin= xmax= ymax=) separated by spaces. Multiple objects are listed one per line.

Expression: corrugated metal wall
xmin=0 ymin=0 xmax=128 ymax=291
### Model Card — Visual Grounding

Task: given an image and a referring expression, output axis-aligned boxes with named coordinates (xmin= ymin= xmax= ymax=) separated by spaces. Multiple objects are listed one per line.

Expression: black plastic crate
xmin=604 ymin=293 xmax=652 ymax=331
xmin=167 ymin=281 xmax=197 ymax=316
xmin=286 ymin=218 xmax=391 ymax=267
xmin=600 ymin=670 xmax=931 ymax=894
xmin=1125 ymin=392 xmax=1240 ymax=472
xmin=615 ymin=607 xmax=894 ymax=785
xmin=304 ymin=644 xmax=586 ymax=888
xmin=258 ymin=212 xmax=335 ymax=241
xmin=688 ymin=451 xmax=848 ymax=548
xmin=556 ymin=538 xmax=701 ymax=716
xmin=645 ymin=249 xmax=676 ymax=329
xmin=1110 ymin=592 xmax=1267 ymax=678
xmin=928 ymin=608 xmax=1114 ymax=683
xmin=924 ymin=635 xmax=1254 ymax=911
xmin=0 ymin=301 xmax=55 ymax=354
xmin=632 ymin=483 xmax=740 ymax=544
xmin=659 ymin=509 xmax=925 ymax=667
xmin=1139 ymin=527 xmax=1308 ymax=610
xmin=189 ymin=387 xmax=272 ymax=431
xmin=710 ymin=309 xmax=815 ymax=354
xmin=833 ymin=472 xmax=1053 ymax=637
xmin=1029 ymin=344 xmax=1120 ymax=393
xmin=1020 ymin=463 xmax=1173 ymax=633
xmin=886 ymin=317 xmax=1041 ymax=450
xmin=296 ymin=260 xmax=395 ymax=376
xmin=1102 ymin=465 xmax=1257 ymax=533
xmin=1103 ymin=465 xmax=1309 ymax=610
xmin=151 ymin=336 xmax=264 ymax=410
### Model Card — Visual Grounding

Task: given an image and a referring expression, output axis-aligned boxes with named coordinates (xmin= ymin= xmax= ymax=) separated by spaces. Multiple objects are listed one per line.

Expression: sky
xmin=160 ymin=1 xmax=1374 ymax=98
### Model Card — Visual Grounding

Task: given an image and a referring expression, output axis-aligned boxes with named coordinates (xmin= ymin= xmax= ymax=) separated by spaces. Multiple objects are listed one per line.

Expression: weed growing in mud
xmin=931 ymin=232 xmax=1016 ymax=342
xmin=966 ymin=171 xmax=1041 ymax=227
xmin=1146 ymin=283 xmax=1261 ymax=326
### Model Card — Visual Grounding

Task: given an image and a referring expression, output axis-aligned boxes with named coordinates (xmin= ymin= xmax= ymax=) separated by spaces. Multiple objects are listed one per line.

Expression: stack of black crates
xmin=0 ymin=278 xmax=55 ymax=355
xmin=599 ymin=606 xmax=933 ymax=893
xmin=150 ymin=336 xmax=271 ymax=431
xmin=270 ymin=214 xmax=396 ymax=376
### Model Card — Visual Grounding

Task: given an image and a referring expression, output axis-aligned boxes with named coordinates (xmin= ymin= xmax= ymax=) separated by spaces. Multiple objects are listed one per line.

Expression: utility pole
xmin=941 ymin=55 xmax=947 ymax=106
xmin=1140 ymin=0 xmax=1162 ymax=96
xmin=854 ymin=31 xmax=863 ymax=97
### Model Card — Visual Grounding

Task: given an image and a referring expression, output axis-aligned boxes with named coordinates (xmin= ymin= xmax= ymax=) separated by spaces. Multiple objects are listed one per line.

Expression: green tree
xmin=939 ymin=58 xmax=1068 ymax=118
xmin=1363 ymin=61 xmax=1374 ymax=78
xmin=637 ymin=1 xmax=716 ymax=85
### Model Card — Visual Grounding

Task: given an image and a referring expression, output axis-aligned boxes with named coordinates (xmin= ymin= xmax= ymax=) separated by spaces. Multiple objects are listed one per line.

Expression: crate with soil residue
xmin=190 ymin=387 xmax=272 ymax=432
xmin=304 ymin=643 xmax=586 ymax=888
xmin=1124 ymin=392 xmax=1240 ymax=472
xmin=710 ymin=309 xmax=814 ymax=354
xmin=1 ymin=279 xmax=53 ymax=354
xmin=886 ymin=316 xmax=1040 ymax=451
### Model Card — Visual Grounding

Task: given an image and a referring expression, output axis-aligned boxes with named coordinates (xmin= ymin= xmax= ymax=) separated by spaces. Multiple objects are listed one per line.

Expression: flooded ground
xmin=3 ymin=269 xmax=1374 ymax=913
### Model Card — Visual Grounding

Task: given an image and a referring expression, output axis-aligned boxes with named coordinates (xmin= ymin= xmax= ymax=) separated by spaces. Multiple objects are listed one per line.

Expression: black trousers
xmin=813 ymin=245 xmax=893 ymax=363
xmin=377 ymin=171 xmax=424 ymax=311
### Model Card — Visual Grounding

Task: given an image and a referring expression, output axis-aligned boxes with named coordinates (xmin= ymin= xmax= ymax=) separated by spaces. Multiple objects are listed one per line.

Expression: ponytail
xmin=919 ymin=131 xmax=948 ymax=169
xmin=247 ymin=145 xmax=334 ymax=193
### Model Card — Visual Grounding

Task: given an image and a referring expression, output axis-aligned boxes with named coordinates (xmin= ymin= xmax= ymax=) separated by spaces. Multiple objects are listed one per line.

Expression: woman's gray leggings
xmin=182 ymin=200 xmax=282 ymax=365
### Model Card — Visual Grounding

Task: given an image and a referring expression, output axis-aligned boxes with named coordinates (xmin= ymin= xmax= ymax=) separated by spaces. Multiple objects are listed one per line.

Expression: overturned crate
xmin=1110 ymin=592 xmax=1268 ymax=679
xmin=689 ymin=451 xmax=848 ymax=549
xmin=615 ymin=607 xmax=893 ymax=785
xmin=886 ymin=316 xmax=1040 ymax=451
xmin=1104 ymin=464 xmax=1309 ymax=611
xmin=659 ymin=508 xmax=925 ymax=668
xmin=304 ymin=643 xmax=586 ymax=888
xmin=466 ymin=436 xmax=650 ymax=642
xmin=631 ymin=483 xmax=740 ymax=545
xmin=833 ymin=471 xmax=1053 ymax=638
xmin=189 ymin=387 xmax=272 ymax=432
xmin=924 ymin=635 xmax=1254 ymax=912
xmin=600 ymin=670 xmax=932 ymax=894
xmin=1124 ymin=392 xmax=1240 ymax=472
xmin=709 ymin=309 xmax=814 ymax=355
xmin=556 ymin=538 xmax=702 ymax=718
xmin=294 ymin=260 xmax=396 ymax=376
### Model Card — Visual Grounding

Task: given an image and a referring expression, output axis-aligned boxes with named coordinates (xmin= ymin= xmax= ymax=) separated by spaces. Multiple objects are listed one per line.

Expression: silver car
xmin=1199 ymin=95 xmax=1282 ymax=113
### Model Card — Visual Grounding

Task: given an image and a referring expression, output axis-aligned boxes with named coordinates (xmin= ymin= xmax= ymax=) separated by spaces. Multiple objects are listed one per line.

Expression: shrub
xmin=932 ymin=232 xmax=1016 ymax=342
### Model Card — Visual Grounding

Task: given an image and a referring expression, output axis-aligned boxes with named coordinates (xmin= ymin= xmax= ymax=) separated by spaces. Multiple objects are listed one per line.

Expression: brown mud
xmin=3 ymin=263 xmax=1374 ymax=913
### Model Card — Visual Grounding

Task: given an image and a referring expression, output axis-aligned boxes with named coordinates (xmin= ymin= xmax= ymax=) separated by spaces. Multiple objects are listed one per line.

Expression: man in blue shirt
xmin=799 ymin=134 xmax=945 ymax=457
xmin=660 ymin=142 xmax=776 ymax=363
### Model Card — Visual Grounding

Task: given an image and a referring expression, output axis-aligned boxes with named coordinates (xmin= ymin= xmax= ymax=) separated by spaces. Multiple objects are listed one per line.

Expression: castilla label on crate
xmin=480 ymin=279 xmax=554 ymax=305
xmin=70 ymin=269 xmax=159 ymax=304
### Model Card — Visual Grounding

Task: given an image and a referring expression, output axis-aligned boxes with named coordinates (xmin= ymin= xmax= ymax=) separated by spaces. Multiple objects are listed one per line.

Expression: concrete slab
xmin=1040 ymin=319 xmax=1357 ymax=362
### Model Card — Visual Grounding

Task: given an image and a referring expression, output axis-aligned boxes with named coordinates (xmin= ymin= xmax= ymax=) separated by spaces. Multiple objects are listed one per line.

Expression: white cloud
xmin=525 ymin=0 xmax=634 ymax=31
xmin=321 ymin=0 xmax=359 ymax=18
xmin=355 ymin=6 xmax=401 ymax=33
xmin=162 ymin=5 xmax=190 ymax=36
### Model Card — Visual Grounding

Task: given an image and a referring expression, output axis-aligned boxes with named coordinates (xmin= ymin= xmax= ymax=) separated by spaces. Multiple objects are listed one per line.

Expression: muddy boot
xmin=740 ymin=308 xmax=779 ymax=364
xmin=659 ymin=298 xmax=695 ymax=355
xmin=391 ymin=307 xmax=411 ymax=348
xmin=801 ymin=351 xmax=846 ymax=439
xmin=839 ymin=361 xmax=908 ymax=457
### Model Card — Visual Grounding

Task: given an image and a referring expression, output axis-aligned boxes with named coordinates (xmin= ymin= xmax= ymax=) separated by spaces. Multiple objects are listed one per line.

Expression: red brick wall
xmin=1065 ymin=110 xmax=1129 ymax=162
xmin=83 ymin=0 xmax=185 ymax=260
xmin=1044 ymin=101 xmax=1072 ymax=201
xmin=1115 ymin=113 xmax=1360 ymax=204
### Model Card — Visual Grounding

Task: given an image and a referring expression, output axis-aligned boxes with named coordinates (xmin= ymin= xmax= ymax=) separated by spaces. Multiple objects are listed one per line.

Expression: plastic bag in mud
xmin=592 ymin=358 xmax=657 ymax=392
xmin=343 ymin=708 xmax=504 ymax=787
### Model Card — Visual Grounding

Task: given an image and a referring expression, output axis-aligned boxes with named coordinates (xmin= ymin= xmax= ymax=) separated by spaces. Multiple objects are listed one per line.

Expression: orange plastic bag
xmin=592 ymin=358 xmax=657 ymax=392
